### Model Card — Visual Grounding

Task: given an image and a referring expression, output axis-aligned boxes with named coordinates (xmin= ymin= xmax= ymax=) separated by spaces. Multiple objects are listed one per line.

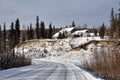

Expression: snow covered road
xmin=0 ymin=60 xmax=101 ymax=80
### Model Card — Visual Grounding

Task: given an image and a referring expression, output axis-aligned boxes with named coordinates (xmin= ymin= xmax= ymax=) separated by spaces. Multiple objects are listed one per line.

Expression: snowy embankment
xmin=15 ymin=37 xmax=104 ymax=66
xmin=15 ymin=39 xmax=71 ymax=59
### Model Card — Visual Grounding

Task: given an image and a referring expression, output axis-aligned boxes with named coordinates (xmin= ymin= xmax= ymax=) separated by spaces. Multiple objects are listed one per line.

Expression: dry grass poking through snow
xmin=84 ymin=45 xmax=120 ymax=80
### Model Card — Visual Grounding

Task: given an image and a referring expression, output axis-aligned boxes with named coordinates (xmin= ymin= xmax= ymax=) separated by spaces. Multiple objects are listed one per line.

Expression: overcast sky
xmin=0 ymin=0 xmax=119 ymax=28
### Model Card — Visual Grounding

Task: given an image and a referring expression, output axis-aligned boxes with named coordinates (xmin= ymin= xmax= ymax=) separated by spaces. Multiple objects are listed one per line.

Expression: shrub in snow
xmin=0 ymin=50 xmax=31 ymax=70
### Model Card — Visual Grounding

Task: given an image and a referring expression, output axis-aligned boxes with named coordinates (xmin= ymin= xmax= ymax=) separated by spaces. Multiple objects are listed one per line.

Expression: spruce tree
xmin=40 ymin=21 xmax=45 ymax=38
xmin=30 ymin=23 xmax=34 ymax=39
xmin=36 ymin=26 xmax=40 ymax=39
xmin=48 ymin=23 xmax=53 ymax=39
xmin=44 ymin=29 xmax=48 ymax=38
xmin=36 ymin=16 xmax=40 ymax=39
xmin=110 ymin=8 xmax=116 ymax=38
xmin=99 ymin=23 xmax=105 ymax=38
xmin=72 ymin=21 xmax=75 ymax=27
xmin=94 ymin=29 xmax=98 ymax=36
xmin=3 ymin=23 xmax=6 ymax=52
xmin=9 ymin=22 xmax=15 ymax=49
xmin=15 ymin=18 xmax=20 ymax=45
xmin=27 ymin=26 xmax=30 ymax=40
xmin=36 ymin=16 xmax=39 ymax=29
xmin=21 ymin=31 xmax=26 ymax=42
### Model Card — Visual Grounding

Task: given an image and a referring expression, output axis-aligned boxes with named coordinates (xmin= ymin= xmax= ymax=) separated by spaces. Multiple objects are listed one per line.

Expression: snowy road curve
xmin=0 ymin=60 xmax=98 ymax=80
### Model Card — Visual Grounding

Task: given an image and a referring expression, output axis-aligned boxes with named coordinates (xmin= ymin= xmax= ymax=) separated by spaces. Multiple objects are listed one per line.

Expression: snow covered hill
xmin=15 ymin=37 xmax=104 ymax=66
xmin=15 ymin=39 xmax=71 ymax=59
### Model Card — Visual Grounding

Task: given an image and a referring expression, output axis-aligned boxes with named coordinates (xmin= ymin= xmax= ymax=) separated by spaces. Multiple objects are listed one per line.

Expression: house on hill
xmin=52 ymin=27 xmax=76 ymax=39
xmin=52 ymin=27 xmax=98 ymax=39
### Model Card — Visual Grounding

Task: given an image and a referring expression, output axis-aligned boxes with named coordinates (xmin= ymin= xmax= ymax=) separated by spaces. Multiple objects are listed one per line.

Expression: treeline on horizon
xmin=0 ymin=16 xmax=109 ymax=44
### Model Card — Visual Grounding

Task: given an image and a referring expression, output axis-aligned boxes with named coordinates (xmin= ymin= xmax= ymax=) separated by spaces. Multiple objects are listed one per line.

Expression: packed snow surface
xmin=0 ymin=59 xmax=103 ymax=80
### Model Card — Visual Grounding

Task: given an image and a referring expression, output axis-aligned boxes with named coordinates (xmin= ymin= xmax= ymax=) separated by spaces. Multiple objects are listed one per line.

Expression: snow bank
xmin=15 ymin=39 xmax=71 ymax=59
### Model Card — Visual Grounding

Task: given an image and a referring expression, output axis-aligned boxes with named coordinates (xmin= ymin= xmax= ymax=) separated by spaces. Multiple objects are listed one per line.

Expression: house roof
xmin=59 ymin=27 xmax=75 ymax=33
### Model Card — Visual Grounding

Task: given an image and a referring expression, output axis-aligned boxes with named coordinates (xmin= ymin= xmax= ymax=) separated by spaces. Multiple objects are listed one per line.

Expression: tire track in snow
xmin=2 ymin=65 xmax=47 ymax=79
xmin=61 ymin=64 xmax=67 ymax=80
xmin=45 ymin=63 xmax=68 ymax=80
xmin=38 ymin=64 xmax=59 ymax=80
xmin=71 ymin=66 xmax=89 ymax=80
xmin=2 ymin=62 xmax=52 ymax=80
xmin=3 ymin=62 xmax=59 ymax=80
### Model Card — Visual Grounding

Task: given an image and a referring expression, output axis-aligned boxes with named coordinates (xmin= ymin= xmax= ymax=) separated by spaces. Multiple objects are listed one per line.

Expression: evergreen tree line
xmin=21 ymin=16 xmax=59 ymax=42
xmin=0 ymin=19 xmax=31 ymax=70
xmin=88 ymin=5 xmax=120 ymax=39
xmin=92 ymin=6 xmax=120 ymax=39
xmin=0 ymin=18 xmax=20 ymax=52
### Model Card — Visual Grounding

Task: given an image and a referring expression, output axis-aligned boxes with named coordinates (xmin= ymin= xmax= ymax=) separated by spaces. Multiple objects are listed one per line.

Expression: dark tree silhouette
xmin=94 ymin=29 xmax=98 ymax=37
xmin=36 ymin=16 xmax=39 ymax=30
xmin=3 ymin=23 xmax=6 ymax=52
xmin=15 ymin=18 xmax=20 ymax=45
xmin=9 ymin=22 xmax=16 ymax=49
xmin=29 ymin=23 xmax=34 ymax=39
xmin=99 ymin=23 xmax=105 ymax=38
xmin=110 ymin=8 xmax=116 ymax=38
xmin=48 ymin=23 xmax=53 ymax=39
xmin=36 ymin=16 xmax=40 ymax=39
xmin=40 ymin=21 xmax=45 ymax=38
xmin=72 ymin=21 xmax=75 ymax=27
xmin=27 ymin=26 xmax=30 ymax=40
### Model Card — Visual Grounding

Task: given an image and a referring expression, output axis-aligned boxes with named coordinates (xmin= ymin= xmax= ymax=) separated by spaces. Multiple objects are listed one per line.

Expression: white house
xmin=52 ymin=27 xmax=75 ymax=39
xmin=52 ymin=28 xmax=100 ymax=39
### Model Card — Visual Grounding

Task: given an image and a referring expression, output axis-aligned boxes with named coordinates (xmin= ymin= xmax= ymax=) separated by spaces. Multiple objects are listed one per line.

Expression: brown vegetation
xmin=84 ymin=45 xmax=120 ymax=80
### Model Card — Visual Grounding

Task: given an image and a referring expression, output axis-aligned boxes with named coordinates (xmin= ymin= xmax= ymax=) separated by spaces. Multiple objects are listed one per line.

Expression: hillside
xmin=15 ymin=37 xmax=105 ymax=66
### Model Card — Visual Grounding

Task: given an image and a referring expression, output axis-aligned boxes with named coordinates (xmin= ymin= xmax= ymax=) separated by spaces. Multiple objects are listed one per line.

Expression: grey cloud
xmin=0 ymin=0 xmax=119 ymax=27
